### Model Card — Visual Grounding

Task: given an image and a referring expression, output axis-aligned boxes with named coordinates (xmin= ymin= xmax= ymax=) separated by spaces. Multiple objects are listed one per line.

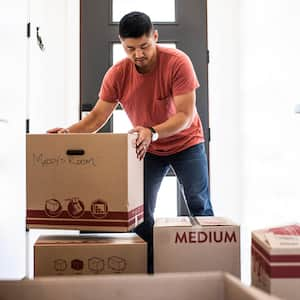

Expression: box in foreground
xmin=0 ymin=272 xmax=280 ymax=300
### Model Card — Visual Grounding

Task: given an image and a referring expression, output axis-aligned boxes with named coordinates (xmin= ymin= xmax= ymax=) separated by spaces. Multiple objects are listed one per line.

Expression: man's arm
xmin=47 ymin=99 xmax=118 ymax=133
xmin=152 ymin=90 xmax=196 ymax=138
xmin=130 ymin=90 xmax=196 ymax=159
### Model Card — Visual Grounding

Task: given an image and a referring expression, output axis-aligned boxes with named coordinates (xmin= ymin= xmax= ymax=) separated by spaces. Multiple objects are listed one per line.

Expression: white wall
xmin=0 ymin=0 xmax=27 ymax=279
xmin=208 ymin=0 xmax=300 ymax=284
xmin=207 ymin=0 xmax=242 ymax=223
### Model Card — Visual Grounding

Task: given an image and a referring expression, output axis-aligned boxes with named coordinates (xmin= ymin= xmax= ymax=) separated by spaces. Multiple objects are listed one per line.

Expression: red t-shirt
xmin=99 ymin=45 xmax=204 ymax=156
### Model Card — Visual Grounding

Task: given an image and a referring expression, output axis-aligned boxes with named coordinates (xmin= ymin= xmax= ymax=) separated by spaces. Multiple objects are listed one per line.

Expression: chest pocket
xmin=153 ymin=94 xmax=176 ymax=123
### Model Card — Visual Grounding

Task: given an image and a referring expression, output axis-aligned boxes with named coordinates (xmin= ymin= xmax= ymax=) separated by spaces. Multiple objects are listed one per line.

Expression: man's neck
xmin=136 ymin=48 xmax=157 ymax=74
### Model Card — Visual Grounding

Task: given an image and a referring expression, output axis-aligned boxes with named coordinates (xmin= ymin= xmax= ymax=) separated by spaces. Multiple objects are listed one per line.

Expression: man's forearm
xmin=67 ymin=110 xmax=107 ymax=133
xmin=153 ymin=111 xmax=194 ymax=139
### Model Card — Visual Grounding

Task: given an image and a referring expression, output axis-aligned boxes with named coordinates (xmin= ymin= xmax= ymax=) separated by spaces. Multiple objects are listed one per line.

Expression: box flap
xmin=154 ymin=217 xmax=192 ymax=227
xmin=252 ymin=225 xmax=300 ymax=255
xmin=265 ymin=232 xmax=300 ymax=249
xmin=0 ymin=272 xmax=280 ymax=300
xmin=35 ymin=233 xmax=145 ymax=246
xmin=195 ymin=216 xmax=237 ymax=227
xmin=267 ymin=224 xmax=300 ymax=236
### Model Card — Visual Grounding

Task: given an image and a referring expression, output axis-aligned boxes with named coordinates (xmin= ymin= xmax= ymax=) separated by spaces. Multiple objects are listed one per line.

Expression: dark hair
xmin=119 ymin=11 xmax=154 ymax=38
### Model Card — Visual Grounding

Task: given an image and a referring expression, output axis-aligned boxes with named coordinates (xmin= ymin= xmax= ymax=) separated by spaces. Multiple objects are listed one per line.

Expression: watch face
xmin=152 ymin=132 xmax=159 ymax=142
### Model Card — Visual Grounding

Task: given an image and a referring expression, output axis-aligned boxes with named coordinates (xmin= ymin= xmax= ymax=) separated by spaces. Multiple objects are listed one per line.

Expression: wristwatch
xmin=148 ymin=127 xmax=159 ymax=142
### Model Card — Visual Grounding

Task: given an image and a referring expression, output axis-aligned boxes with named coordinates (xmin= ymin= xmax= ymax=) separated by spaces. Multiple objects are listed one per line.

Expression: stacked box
xmin=34 ymin=233 xmax=147 ymax=276
xmin=154 ymin=216 xmax=240 ymax=277
xmin=252 ymin=224 xmax=300 ymax=300
xmin=26 ymin=133 xmax=146 ymax=276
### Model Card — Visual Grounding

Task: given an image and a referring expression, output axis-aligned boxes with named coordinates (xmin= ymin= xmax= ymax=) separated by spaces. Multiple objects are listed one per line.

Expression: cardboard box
xmin=252 ymin=224 xmax=300 ymax=300
xmin=26 ymin=133 xmax=143 ymax=232
xmin=154 ymin=216 xmax=240 ymax=277
xmin=0 ymin=272 xmax=280 ymax=300
xmin=34 ymin=233 xmax=147 ymax=276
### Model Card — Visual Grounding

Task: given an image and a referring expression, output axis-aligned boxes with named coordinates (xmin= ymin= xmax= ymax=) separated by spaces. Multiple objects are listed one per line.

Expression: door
xmin=80 ymin=0 xmax=209 ymax=216
xmin=28 ymin=0 xmax=80 ymax=133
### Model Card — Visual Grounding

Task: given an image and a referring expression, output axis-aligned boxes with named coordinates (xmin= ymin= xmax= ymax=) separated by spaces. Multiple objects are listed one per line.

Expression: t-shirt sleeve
xmin=172 ymin=52 xmax=200 ymax=96
xmin=98 ymin=65 xmax=120 ymax=103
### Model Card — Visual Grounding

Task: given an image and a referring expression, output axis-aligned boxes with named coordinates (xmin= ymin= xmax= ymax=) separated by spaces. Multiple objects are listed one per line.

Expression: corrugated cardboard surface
xmin=252 ymin=225 xmax=300 ymax=300
xmin=0 ymin=272 xmax=280 ymax=300
xmin=26 ymin=133 xmax=143 ymax=232
xmin=34 ymin=233 xmax=147 ymax=276
xmin=154 ymin=217 xmax=240 ymax=277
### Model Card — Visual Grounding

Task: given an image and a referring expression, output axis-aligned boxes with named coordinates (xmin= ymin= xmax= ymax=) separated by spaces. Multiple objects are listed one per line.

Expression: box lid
xmin=252 ymin=224 xmax=300 ymax=256
xmin=35 ymin=233 xmax=145 ymax=246
xmin=154 ymin=217 xmax=192 ymax=227
xmin=195 ymin=217 xmax=237 ymax=227
xmin=154 ymin=216 xmax=237 ymax=228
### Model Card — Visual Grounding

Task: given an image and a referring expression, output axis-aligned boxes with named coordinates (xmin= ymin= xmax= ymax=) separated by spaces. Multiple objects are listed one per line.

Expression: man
xmin=48 ymin=11 xmax=214 ymax=273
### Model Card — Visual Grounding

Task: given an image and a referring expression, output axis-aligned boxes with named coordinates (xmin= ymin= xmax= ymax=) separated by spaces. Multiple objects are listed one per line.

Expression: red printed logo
xmin=71 ymin=259 xmax=84 ymax=271
xmin=91 ymin=199 xmax=108 ymax=218
xmin=268 ymin=225 xmax=300 ymax=236
xmin=45 ymin=199 xmax=62 ymax=217
xmin=66 ymin=198 xmax=85 ymax=218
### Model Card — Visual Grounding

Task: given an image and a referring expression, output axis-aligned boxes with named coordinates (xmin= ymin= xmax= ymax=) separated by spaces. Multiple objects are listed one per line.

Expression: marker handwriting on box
xmin=32 ymin=153 xmax=96 ymax=167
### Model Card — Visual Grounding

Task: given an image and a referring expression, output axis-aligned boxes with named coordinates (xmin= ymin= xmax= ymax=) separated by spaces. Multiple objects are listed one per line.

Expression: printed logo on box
xmin=45 ymin=199 xmax=63 ymax=217
xmin=71 ymin=259 xmax=84 ymax=271
xmin=108 ymin=256 xmax=127 ymax=273
xmin=54 ymin=259 xmax=67 ymax=272
xmin=91 ymin=199 xmax=108 ymax=218
xmin=88 ymin=257 xmax=105 ymax=273
xmin=66 ymin=198 xmax=85 ymax=218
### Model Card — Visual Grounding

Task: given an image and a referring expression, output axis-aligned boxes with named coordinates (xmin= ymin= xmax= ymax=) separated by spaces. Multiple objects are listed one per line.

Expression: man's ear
xmin=153 ymin=30 xmax=159 ymax=42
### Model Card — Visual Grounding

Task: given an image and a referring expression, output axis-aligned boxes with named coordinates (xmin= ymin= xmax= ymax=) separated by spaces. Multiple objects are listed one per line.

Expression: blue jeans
xmin=134 ymin=142 xmax=214 ymax=273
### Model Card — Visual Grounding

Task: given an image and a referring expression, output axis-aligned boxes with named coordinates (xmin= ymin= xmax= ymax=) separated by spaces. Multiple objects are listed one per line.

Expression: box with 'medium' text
xmin=154 ymin=217 xmax=240 ymax=277
xmin=26 ymin=133 xmax=143 ymax=232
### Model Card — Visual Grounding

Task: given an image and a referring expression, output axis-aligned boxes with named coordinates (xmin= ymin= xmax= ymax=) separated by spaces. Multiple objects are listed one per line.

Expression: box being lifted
xmin=26 ymin=133 xmax=143 ymax=232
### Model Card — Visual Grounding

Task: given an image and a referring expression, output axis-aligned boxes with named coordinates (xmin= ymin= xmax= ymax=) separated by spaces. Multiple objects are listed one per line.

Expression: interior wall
xmin=208 ymin=0 xmax=300 ymax=284
xmin=0 ymin=0 xmax=27 ymax=279
xmin=207 ymin=0 xmax=242 ymax=223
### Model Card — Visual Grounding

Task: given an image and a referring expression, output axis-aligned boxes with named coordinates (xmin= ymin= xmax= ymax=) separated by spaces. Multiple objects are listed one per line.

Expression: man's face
xmin=120 ymin=30 xmax=158 ymax=72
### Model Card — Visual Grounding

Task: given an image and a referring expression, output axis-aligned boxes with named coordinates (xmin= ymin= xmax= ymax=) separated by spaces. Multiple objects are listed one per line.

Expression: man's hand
xmin=47 ymin=127 xmax=70 ymax=134
xmin=129 ymin=126 xmax=152 ymax=160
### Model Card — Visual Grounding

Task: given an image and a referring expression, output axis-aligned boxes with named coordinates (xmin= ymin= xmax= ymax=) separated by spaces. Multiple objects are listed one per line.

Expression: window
xmin=112 ymin=0 xmax=176 ymax=23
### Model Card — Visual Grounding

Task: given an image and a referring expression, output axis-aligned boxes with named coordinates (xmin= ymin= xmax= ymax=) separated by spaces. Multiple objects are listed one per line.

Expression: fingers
xmin=46 ymin=127 xmax=62 ymax=134
xmin=136 ymin=140 xmax=149 ymax=160
xmin=46 ymin=128 xmax=69 ymax=134
xmin=128 ymin=126 xmax=152 ymax=160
